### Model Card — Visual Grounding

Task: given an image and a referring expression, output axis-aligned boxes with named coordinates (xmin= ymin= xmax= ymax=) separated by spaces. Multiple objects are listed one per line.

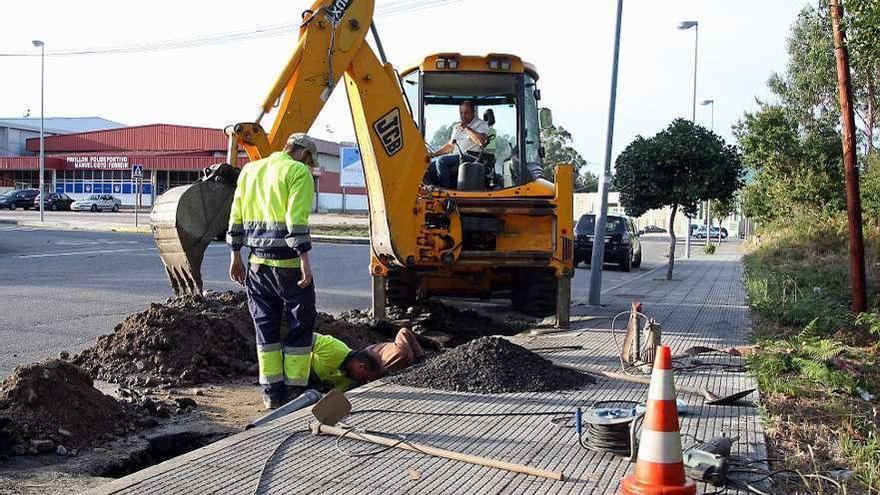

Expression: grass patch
xmin=744 ymin=213 xmax=880 ymax=493
xmin=310 ymin=224 xmax=369 ymax=238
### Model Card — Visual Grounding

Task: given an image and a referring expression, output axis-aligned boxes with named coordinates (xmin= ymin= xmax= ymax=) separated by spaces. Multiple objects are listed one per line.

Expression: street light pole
xmin=587 ymin=0 xmax=624 ymax=305
xmin=32 ymin=40 xmax=45 ymax=222
xmin=701 ymin=99 xmax=714 ymax=247
xmin=678 ymin=20 xmax=698 ymax=259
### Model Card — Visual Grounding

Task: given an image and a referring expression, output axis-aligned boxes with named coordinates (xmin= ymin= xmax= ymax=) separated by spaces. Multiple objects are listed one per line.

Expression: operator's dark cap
xmin=287 ymin=133 xmax=318 ymax=166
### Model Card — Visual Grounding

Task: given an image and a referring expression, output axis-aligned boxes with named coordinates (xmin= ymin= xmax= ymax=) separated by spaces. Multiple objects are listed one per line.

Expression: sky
xmin=0 ymin=0 xmax=808 ymax=176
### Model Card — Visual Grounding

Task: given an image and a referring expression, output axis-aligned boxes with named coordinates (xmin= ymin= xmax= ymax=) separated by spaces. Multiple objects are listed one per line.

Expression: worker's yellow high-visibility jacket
xmin=227 ymin=151 xmax=314 ymax=268
xmin=310 ymin=333 xmax=356 ymax=392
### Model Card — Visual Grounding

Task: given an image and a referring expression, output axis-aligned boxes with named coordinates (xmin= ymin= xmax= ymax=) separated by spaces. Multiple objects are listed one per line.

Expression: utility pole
xmin=32 ymin=40 xmax=45 ymax=222
xmin=679 ymin=20 xmax=699 ymax=258
xmin=587 ymin=0 xmax=624 ymax=305
xmin=701 ymin=99 xmax=715 ymax=246
xmin=830 ymin=0 xmax=867 ymax=314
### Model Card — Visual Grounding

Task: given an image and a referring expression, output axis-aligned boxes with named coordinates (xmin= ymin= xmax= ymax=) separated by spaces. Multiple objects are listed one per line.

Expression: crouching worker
xmin=311 ymin=328 xmax=426 ymax=392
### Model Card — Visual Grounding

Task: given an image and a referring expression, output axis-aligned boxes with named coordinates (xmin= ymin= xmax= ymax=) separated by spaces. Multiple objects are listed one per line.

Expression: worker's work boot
xmin=262 ymin=383 xmax=286 ymax=410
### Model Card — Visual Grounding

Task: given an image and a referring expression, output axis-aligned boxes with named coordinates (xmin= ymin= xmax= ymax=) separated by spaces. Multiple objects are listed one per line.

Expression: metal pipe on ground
xmin=246 ymin=389 xmax=322 ymax=429
xmin=309 ymin=422 xmax=565 ymax=481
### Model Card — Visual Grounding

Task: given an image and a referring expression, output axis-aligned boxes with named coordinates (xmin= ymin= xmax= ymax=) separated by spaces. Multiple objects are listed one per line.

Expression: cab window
xmin=523 ymin=74 xmax=541 ymax=168
xmin=402 ymin=70 xmax=420 ymax=127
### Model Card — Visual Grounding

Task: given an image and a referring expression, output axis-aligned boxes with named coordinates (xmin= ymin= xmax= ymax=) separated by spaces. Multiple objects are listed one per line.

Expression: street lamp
xmin=678 ymin=20 xmax=698 ymax=258
xmin=587 ymin=0 xmax=625 ymax=306
xmin=701 ymin=99 xmax=714 ymax=246
xmin=32 ymin=39 xmax=45 ymax=223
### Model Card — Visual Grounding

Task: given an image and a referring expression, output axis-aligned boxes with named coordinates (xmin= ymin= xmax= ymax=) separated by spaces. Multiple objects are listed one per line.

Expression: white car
xmin=71 ymin=194 xmax=122 ymax=212
xmin=693 ymin=225 xmax=728 ymax=239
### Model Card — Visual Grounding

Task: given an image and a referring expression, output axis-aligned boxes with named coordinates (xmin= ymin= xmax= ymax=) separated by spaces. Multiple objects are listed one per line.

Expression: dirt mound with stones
xmin=390 ymin=337 xmax=594 ymax=393
xmin=73 ymin=292 xmax=401 ymax=387
xmin=0 ymin=360 xmax=141 ymax=455
xmin=74 ymin=292 xmax=257 ymax=387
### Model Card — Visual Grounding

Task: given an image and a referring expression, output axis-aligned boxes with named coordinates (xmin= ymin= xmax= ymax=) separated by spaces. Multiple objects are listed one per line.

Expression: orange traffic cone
xmin=620 ymin=345 xmax=696 ymax=495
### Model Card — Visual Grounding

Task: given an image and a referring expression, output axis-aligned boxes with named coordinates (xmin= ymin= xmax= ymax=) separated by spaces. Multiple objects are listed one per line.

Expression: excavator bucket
xmin=150 ymin=164 xmax=239 ymax=295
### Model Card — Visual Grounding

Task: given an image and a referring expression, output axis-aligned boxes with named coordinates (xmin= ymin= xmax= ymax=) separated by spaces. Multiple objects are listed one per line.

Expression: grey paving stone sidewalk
xmin=86 ymin=241 xmax=764 ymax=495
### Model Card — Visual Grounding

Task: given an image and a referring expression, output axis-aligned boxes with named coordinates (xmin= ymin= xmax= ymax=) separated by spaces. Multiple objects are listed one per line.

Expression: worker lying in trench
xmin=266 ymin=327 xmax=425 ymax=408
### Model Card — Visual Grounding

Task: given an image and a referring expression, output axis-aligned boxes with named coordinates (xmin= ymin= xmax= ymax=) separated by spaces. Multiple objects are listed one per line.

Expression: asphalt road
xmin=0 ymin=226 xmax=674 ymax=377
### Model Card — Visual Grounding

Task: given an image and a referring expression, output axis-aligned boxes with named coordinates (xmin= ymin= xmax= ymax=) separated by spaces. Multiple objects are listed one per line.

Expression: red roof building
xmin=0 ymin=123 xmax=364 ymax=210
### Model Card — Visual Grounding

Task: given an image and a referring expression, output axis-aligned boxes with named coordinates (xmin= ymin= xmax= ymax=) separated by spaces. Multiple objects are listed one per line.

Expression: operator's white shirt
xmin=450 ymin=117 xmax=489 ymax=154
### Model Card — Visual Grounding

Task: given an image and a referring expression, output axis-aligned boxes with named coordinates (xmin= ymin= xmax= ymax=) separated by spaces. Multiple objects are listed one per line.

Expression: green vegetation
xmin=614 ymin=118 xmax=742 ymax=280
xmin=541 ymin=123 xmax=598 ymax=192
xmin=744 ymin=216 xmax=880 ymax=492
xmin=736 ymin=5 xmax=880 ymax=489
xmin=310 ymin=224 xmax=369 ymax=238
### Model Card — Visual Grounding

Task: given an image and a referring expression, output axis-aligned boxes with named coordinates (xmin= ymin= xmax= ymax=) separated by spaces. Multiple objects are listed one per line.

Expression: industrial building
xmin=0 ymin=120 xmax=366 ymax=210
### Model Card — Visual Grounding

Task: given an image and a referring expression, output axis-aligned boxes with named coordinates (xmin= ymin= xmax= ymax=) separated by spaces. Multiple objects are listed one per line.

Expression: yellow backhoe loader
xmin=150 ymin=0 xmax=574 ymax=327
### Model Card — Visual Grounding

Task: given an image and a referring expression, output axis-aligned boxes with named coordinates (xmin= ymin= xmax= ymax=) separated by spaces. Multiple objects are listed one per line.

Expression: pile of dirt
xmin=0 ymin=360 xmax=141 ymax=455
xmin=74 ymin=292 xmax=256 ymax=387
xmin=317 ymin=311 xmax=396 ymax=350
xmin=386 ymin=302 xmax=526 ymax=348
xmin=390 ymin=337 xmax=594 ymax=393
xmin=73 ymin=292 xmax=400 ymax=387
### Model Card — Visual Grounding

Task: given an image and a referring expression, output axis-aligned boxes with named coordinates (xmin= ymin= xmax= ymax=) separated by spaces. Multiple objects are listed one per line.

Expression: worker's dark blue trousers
xmin=245 ymin=263 xmax=316 ymax=392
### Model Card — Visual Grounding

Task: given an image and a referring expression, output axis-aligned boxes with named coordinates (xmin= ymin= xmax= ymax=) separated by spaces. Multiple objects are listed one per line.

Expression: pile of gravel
xmin=390 ymin=337 xmax=594 ymax=393
xmin=0 ymin=360 xmax=143 ymax=456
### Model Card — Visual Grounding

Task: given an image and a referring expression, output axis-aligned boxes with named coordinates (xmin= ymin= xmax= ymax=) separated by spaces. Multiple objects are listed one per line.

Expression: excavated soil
xmin=385 ymin=302 xmax=527 ymax=348
xmin=72 ymin=292 xmax=402 ymax=387
xmin=390 ymin=337 xmax=594 ymax=393
xmin=0 ymin=360 xmax=141 ymax=455
xmin=73 ymin=292 xmax=257 ymax=387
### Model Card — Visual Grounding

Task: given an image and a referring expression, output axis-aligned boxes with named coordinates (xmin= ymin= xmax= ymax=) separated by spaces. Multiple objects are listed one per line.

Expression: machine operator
xmin=427 ymin=100 xmax=488 ymax=189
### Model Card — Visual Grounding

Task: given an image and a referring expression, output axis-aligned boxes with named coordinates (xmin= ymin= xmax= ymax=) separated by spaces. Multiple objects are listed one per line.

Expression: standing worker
xmin=227 ymin=133 xmax=319 ymax=409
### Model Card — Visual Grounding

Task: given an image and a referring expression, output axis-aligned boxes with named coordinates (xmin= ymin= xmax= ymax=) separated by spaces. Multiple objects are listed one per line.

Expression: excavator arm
xmin=151 ymin=0 xmax=453 ymax=295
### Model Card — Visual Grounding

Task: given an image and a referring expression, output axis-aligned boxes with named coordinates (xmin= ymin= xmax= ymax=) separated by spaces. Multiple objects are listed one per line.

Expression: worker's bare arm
xmin=429 ymin=142 xmax=454 ymax=159
xmin=229 ymin=251 xmax=245 ymax=286
xmin=298 ymin=251 xmax=313 ymax=288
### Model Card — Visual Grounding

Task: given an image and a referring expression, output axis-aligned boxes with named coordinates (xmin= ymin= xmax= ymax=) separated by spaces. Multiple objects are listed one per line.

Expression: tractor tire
xmin=386 ymin=269 xmax=419 ymax=310
xmin=512 ymin=268 xmax=558 ymax=317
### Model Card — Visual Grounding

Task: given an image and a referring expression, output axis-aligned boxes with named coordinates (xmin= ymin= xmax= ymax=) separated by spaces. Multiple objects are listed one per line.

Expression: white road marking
xmin=17 ymin=248 xmax=154 ymax=259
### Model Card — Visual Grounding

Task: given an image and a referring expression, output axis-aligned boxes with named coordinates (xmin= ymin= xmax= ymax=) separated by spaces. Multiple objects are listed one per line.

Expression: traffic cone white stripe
xmin=647 ymin=369 xmax=675 ymax=400
xmin=635 ymin=430 xmax=685 ymax=464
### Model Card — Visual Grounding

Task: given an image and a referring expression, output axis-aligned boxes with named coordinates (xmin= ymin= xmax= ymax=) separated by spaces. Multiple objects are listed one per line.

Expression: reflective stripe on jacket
xmin=227 ymin=151 xmax=314 ymax=263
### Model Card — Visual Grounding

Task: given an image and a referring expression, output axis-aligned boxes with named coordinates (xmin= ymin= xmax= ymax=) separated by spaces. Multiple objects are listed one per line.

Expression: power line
xmin=0 ymin=0 xmax=465 ymax=57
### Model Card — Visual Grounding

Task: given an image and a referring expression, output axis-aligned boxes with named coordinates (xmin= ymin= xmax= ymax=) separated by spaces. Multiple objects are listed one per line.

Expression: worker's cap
xmin=286 ymin=133 xmax=318 ymax=166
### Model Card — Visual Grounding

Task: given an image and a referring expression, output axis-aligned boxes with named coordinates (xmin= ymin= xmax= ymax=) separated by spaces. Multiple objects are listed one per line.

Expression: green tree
xmin=733 ymin=103 xmax=845 ymax=222
xmin=429 ymin=124 xmax=453 ymax=149
xmin=541 ymin=124 xmax=597 ymax=191
xmin=860 ymin=152 xmax=880 ymax=223
xmin=770 ymin=5 xmax=879 ymax=153
xmin=614 ymin=119 xmax=743 ymax=280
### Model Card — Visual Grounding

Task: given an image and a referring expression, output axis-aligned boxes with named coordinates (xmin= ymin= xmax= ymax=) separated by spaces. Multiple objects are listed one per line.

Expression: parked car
xmin=693 ymin=225 xmax=728 ymax=239
xmin=70 ymin=194 xmax=122 ymax=212
xmin=0 ymin=189 xmax=39 ymax=210
xmin=642 ymin=225 xmax=666 ymax=233
xmin=34 ymin=192 xmax=75 ymax=211
xmin=573 ymin=213 xmax=642 ymax=271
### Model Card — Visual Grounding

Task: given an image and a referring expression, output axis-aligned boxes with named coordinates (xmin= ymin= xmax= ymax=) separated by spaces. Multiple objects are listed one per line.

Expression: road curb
xmin=311 ymin=235 xmax=370 ymax=245
xmin=0 ymin=219 xmax=16 ymax=225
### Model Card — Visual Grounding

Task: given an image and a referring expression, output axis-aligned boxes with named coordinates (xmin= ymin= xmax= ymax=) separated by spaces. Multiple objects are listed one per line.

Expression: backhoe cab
xmin=376 ymin=54 xmax=574 ymax=323
xmin=150 ymin=0 xmax=573 ymax=327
